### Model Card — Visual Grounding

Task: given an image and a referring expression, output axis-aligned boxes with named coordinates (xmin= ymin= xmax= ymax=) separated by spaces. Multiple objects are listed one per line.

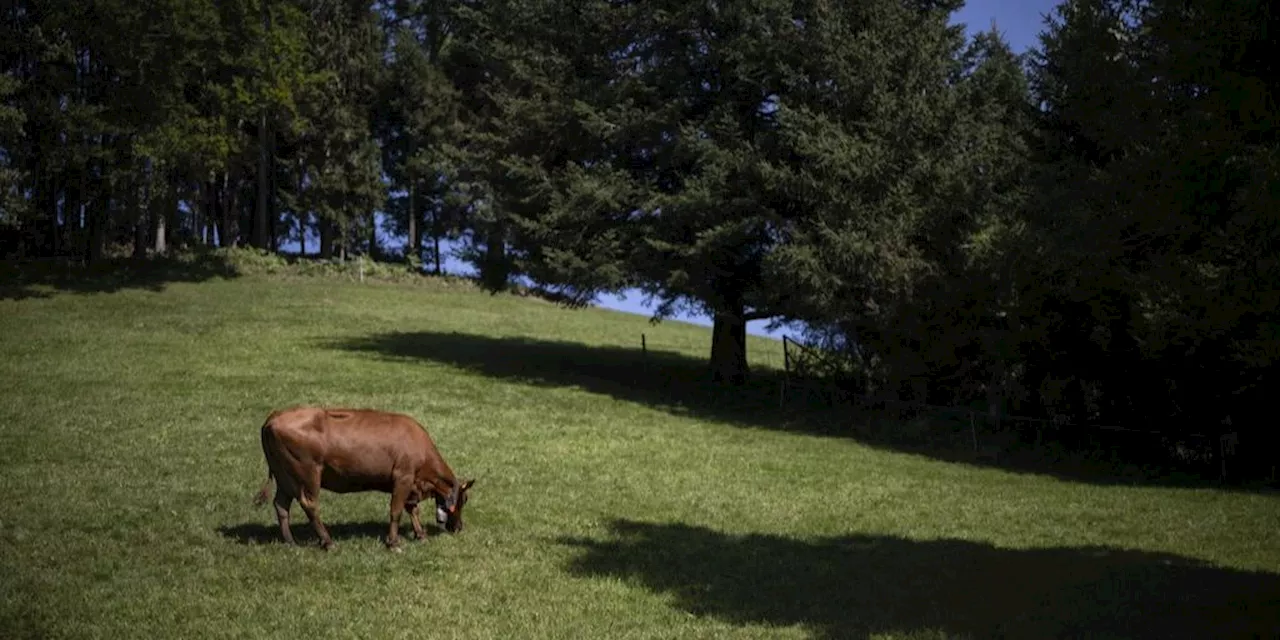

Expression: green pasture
xmin=1 ymin=263 xmax=1277 ymax=639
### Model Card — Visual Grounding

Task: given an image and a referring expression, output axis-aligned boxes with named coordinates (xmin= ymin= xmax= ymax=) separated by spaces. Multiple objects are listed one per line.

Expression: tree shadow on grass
xmin=0 ymin=251 xmax=238 ymax=301
xmin=559 ymin=519 xmax=1280 ymax=639
xmin=217 ymin=520 xmax=446 ymax=546
xmin=330 ymin=330 xmax=1274 ymax=493
xmin=332 ymin=330 xmax=792 ymax=427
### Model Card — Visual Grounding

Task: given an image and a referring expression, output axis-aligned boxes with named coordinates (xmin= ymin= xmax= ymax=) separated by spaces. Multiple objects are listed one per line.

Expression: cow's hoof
xmin=320 ymin=542 xmax=335 ymax=552
xmin=387 ymin=544 xmax=403 ymax=553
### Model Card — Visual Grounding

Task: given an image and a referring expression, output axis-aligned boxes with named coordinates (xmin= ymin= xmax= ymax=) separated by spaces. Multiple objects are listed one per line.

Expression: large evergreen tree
xmin=515 ymin=0 xmax=976 ymax=384
xmin=1027 ymin=0 xmax=1279 ymax=428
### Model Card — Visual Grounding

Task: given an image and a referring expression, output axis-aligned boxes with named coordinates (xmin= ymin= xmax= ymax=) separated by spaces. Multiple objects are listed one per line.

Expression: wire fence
xmin=629 ymin=331 xmax=1269 ymax=483
xmin=774 ymin=335 xmax=1264 ymax=482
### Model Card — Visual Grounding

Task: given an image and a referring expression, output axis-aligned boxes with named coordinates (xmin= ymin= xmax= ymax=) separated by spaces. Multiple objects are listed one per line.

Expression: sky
xmin=287 ymin=0 xmax=1065 ymax=340
xmin=951 ymin=0 xmax=1062 ymax=55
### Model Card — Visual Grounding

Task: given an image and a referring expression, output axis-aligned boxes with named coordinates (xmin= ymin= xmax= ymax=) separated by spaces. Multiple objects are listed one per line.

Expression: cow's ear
xmin=461 ymin=478 xmax=475 ymax=491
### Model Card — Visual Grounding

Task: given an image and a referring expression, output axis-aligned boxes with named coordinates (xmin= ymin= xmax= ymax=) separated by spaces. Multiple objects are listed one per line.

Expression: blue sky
xmin=952 ymin=0 xmax=1062 ymax=55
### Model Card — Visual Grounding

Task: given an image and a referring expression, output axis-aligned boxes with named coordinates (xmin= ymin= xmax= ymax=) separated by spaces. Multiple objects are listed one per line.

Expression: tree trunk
xmin=254 ymin=109 xmax=270 ymax=250
xmin=216 ymin=171 xmax=238 ymax=248
xmin=64 ymin=170 xmax=83 ymax=257
xmin=267 ymin=126 xmax=278 ymax=253
xmin=226 ymin=174 xmax=241 ymax=247
xmin=153 ymin=203 xmax=167 ymax=255
xmin=432 ymin=203 xmax=442 ymax=275
xmin=296 ymin=157 xmax=306 ymax=255
xmin=480 ymin=222 xmax=508 ymax=291
xmin=32 ymin=171 xmax=55 ymax=257
xmin=88 ymin=179 xmax=108 ymax=264
xmin=710 ymin=310 xmax=749 ymax=386
xmin=213 ymin=176 xmax=225 ymax=246
xmin=165 ymin=181 xmax=179 ymax=250
xmin=193 ymin=181 xmax=204 ymax=245
xmin=253 ymin=0 xmax=272 ymax=250
xmin=132 ymin=184 xmax=147 ymax=259
xmin=152 ymin=175 xmax=171 ymax=255
xmin=407 ymin=180 xmax=418 ymax=264
xmin=269 ymin=186 xmax=278 ymax=253
xmin=50 ymin=174 xmax=62 ymax=257
xmin=319 ymin=218 xmax=333 ymax=259
xmin=434 ymin=233 xmax=442 ymax=275
xmin=368 ymin=213 xmax=378 ymax=260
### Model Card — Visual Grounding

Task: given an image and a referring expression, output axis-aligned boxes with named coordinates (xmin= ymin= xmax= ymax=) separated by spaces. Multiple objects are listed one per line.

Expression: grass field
xmin=2 ymin=259 xmax=1279 ymax=639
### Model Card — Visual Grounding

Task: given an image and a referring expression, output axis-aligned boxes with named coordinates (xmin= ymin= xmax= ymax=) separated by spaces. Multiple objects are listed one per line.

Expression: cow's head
xmin=434 ymin=478 xmax=475 ymax=533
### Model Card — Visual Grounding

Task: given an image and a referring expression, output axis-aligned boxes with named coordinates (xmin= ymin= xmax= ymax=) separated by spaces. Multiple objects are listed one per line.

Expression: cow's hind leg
xmin=297 ymin=472 xmax=334 ymax=551
xmin=273 ymin=491 xmax=295 ymax=544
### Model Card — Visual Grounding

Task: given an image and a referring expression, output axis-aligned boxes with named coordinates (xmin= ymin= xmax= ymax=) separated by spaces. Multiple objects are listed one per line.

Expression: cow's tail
xmin=253 ymin=416 xmax=277 ymax=507
xmin=253 ymin=470 xmax=274 ymax=507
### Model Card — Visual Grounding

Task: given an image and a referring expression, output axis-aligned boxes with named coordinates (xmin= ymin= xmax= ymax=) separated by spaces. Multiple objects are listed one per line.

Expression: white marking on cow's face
xmin=436 ymin=506 xmax=448 ymax=525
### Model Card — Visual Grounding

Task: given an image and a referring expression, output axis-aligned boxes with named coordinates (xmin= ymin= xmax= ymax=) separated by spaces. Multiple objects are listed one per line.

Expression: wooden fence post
xmin=970 ymin=412 xmax=979 ymax=452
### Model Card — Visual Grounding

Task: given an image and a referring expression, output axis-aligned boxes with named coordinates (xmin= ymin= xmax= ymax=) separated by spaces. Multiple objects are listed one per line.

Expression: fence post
xmin=970 ymin=412 xmax=979 ymax=452
xmin=781 ymin=336 xmax=791 ymax=407
xmin=1220 ymin=435 xmax=1227 ymax=481
xmin=641 ymin=333 xmax=647 ymax=358
xmin=1218 ymin=432 xmax=1237 ymax=482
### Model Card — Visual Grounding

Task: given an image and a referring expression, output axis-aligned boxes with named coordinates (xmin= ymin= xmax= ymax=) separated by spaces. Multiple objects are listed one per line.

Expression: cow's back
xmin=318 ymin=408 xmax=435 ymax=452
xmin=266 ymin=407 xmax=441 ymax=479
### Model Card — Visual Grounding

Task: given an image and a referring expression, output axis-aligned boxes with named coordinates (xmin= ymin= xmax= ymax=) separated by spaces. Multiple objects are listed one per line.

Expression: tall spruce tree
xmin=1027 ymin=0 xmax=1280 ymax=428
xmin=557 ymin=0 xmax=972 ymax=384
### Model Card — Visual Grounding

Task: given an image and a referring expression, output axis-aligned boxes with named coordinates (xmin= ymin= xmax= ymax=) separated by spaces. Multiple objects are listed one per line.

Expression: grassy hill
xmin=2 ymin=258 xmax=1278 ymax=639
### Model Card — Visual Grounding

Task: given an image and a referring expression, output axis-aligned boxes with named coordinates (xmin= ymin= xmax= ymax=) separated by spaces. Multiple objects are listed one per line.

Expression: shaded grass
xmin=561 ymin=519 xmax=1280 ymax=639
xmin=331 ymin=330 xmax=791 ymax=427
xmin=330 ymin=329 xmax=1267 ymax=492
xmin=0 ymin=251 xmax=239 ymax=300
xmin=1 ymin=275 xmax=1278 ymax=639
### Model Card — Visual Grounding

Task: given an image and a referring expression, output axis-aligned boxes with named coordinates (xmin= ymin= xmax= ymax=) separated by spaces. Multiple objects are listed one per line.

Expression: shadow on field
xmin=332 ymin=329 xmax=789 ymax=426
xmin=217 ymin=520 xmax=445 ymax=545
xmin=330 ymin=330 xmax=1271 ymax=492
xmin=0 ymin=252 xmax=237 ymax=300
xmin=559 ymin=519 xmax=1280 ymax=639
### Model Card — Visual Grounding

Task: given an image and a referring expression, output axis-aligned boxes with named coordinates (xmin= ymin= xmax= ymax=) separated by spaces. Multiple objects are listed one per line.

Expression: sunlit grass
xmin=1 ymin=270 xmax=1277 ymax=639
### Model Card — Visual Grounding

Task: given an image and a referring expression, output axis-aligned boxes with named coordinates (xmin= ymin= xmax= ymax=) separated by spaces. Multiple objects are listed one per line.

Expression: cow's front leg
xmin=387 ymin=479 xmax=411 ymax=552
xmin=406 ymin=501 xmax=427 ymax=541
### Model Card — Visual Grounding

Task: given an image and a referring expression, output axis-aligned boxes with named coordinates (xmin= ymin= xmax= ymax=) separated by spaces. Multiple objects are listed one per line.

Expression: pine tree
xmin=605 ymin=0 xmax=970 ymax=384
xmin=1028 ymin=0 xmax=1280 ymax=427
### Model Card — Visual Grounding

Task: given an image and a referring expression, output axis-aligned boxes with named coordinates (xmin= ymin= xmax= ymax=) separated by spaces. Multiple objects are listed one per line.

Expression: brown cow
xmin=252 ymin=406 xmax=475 ymax=551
